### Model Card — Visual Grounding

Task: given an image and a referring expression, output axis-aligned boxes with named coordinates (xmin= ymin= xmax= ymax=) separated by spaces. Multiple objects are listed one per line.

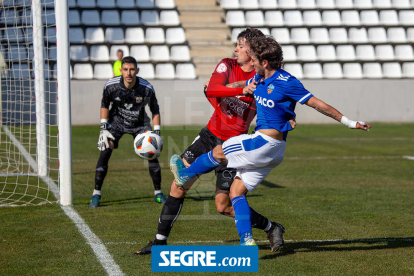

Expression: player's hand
xmin=97 ymin=123 xmax=115 ymax=151
xmin=203 ymin=81 xmax=209 ymax=89
xmin=289 ymin=118 xmax=297 ymax=129
xmin=243 ymin=81 xmax=256 ymax=95
xmin=153 ymin=130 xmax=161 ymax=136
xmin=356 ymin=122 xmax=371 ymax=131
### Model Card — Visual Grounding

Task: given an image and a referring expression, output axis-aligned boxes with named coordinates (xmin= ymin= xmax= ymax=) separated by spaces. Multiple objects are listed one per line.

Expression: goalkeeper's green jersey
xmin=113 ymin=60 xmax=122 ymax=76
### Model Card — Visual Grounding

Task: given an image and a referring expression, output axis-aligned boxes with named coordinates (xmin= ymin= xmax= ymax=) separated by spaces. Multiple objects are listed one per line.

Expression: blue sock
xmin=183 ymin=150 xmax=221 ymax=179
xmin=231 ymin=195 xmax=252 ymax=239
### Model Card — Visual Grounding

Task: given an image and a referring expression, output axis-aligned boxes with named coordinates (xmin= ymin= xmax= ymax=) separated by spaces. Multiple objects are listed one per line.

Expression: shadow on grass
xmin=260 ymin=180 xmax=285 ymax=189
xmin=260 ymin=237 xmax=414 ymax=259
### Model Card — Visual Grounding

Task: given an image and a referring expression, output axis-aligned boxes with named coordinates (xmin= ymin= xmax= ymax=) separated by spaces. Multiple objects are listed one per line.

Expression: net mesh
xmin=0 ymin=0 xmax=59 ymax=206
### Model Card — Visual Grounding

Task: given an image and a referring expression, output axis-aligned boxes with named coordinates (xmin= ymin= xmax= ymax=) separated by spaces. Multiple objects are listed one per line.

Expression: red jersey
xmin=205 ymin=58 xmax=256 ymax=141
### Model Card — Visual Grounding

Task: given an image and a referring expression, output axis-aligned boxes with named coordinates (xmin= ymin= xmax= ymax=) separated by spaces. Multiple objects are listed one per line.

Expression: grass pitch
xmin=1 ymin=123 xmax=414 ymax=275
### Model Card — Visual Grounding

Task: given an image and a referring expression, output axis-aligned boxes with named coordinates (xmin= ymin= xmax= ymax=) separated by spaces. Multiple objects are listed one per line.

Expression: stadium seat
xmin=97 ymin=0 xmax=115 ymax=7
xmin=258 ymin=28 xmax=270 ymax=36
xmin=297 ymin=45 xmax=317 ymax=61
xmin=265 ymin=11 xmax=284 ymax=26
xmin=0 ymin=9 xmax=20 ymax=25
xmin=94 ymin=64 xmax=113 ymax=80
xmin=284 ymin=11 xmax=303 ymax=26
xmin=156 ymin=64 xmax=175 ymax=79
xmin=278 ymin=0 xmax=297 ymax=9
xmin=226 ymin=11 xmax=245 ymax=26
xmin=137 ymin=63 xmax=155 ymax=79
xmin=303 ymin=63 xmax=323 ymax=79
xmin=110 ymin=45 xmax=129 ymax=60
xmin=283 ymin=64 xmax=303 ymax=78
xmin=303 ymin=11 xmax=322 ymax=26
xmin=354 ymin=0 xmax=373 ymax=8
xmin=310 ymin=28 xmax=330 ymax=43
xmin=335 ymin=0 xmax=354 ymax=8
xmin=4 ymin=28 xmax=24 ymax=43
xmin=166 ymin=28 xmax=186 ymax=44
xmin=7 ymin=45 xmax=26 ymax=60
xmin=392 ymin=0 xmax=410 ymax=7
xmin=81 ymin=10 xmax=100 ymax=26
xmin=399 ymin=11 xmax=414 ymax=26
xmin=343 ymin=63 xmax=363 ymax=79
xmin=231 ymin=28 xmax=244 ymax=42
xmin=69 ymin=28 xmax=84 ymax=43
xmin=11 ymin=63 xmax=30 ymax=79
xmin=150 ymin=45 xmax=170 ymax=61
xmin=245 ymin=11 xmax=264 ymax=27
xmin=23 ymin=27 xmax=33 ymax=43
xmin=117 ymin=0 xmax=135 ymax=8
xmin=130 ymin=45 xmax=150 ymax=62
xmin=170 ymin=46 xmax=191 ymax=61
xmin=323 ymin=63 xmax=343 ymax=78
xmin=69 ymin=10 xmax=80 ymax=25
xmin=85 ymin=27 xmax=105 ymax=43
xmin=70 ymin=46 xmax=89 ymax=61
xmin=408 ymin=28 xmax=414 ymax=42
xmin=349 ymin=28 xmax=368 ymax=43
xmin=337 ymin=45 xmax=356 ymax=61
xmin=291 ymin=28 xmax=310 ymax=43
xmin=376 ymin=45 xmax=395 ymax=60
xmin=368 ymin=27 xmax=387 ymax=43
xmin=380 ymin=10 xmax=399 ymax=25
xmin=145 ymin=28 xmax=165 ymax=43
xmin=160 ymin=10 xmax=180 ymax=26
xmin=317 ymin=0 xmax=335 ymax=8
xmin=90 ymin=45 xmax=110 ymax=61
xmin=388 ymin=28 xmax=407 ymax=43
xmin=240 ymin=0 xmax=259 ymax=9
xmin=121 ymin=11 xmax=140 ymax=26
xmin=102 ymin=10 xmax=121 ymax=26
xmin=360 ymin=10 xmax=379 ymax=26
xmin=383 ymin=62 xmax=402 ymax=78
xmin=45 ymin=27 xmax=56 ymax=43
xmin=125 ymin=28 xmax=145 ymax=43
xmin=43 ymin=9 xmax=55 ymax=25
xmin=21 ymin=8 xmax=32 ymax=25
xmin=282 ymin=45 xmax=297 ymax=61
xmin=105 ymin=28 xmax=125 ymax=43
xmin=395 ymin=45 xmax=414 ymax=61
xmin=329 ymin=28 xmax=348 ymax=43
xmin=155 ymin=0 xmax=175 ymax=8
xmin=73 ymin=64 xmax=93 ymax=79
xmin=78 ymin=0 xmax=95 ymax=7
xmin=297 ymin=0 xmax=316 ymax=9
xmin=141 ymin=11 xmax=159 ymax=26
xmin=373 ymin=0 xmax=391 ymax=7
xmin=402 ymin=62 xmax=414 ymax=77
xmin=48 ymin=45 xmax=57 ymax=60
xmin=322 ymin=11 xmax=341 ymax=26
xmin=271 ymin=28 xmax=290 ymax=44
xmin=221 ymin=0 xmax=239 ymax=9
xmin=342 ymin=10 xmax=361 ymax=26
xmin=17 ymin=0 xmax=31 ymax=6
xmin=356 ymin=45 xmax=376 ymax=60
xmin=137 ymin=0 xmax=155 ymax=8
xmin=317 ymin=45 xmax=336 ymax=60
xmin=259 ymin=0 xmax=277 ymax=9
xmin=68 ymin=0 xmax=76 ymax=7
xmin=363 ymin=63 xmax=383 ymax=78
xmin=176 ymin=63 xmax=196 ymax=79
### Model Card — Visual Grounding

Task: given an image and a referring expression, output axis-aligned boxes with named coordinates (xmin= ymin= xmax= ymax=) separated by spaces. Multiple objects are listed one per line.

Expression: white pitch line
xmin=403 ymin=156 xmax=414 ymax=160
xmin=3 ymin=126 xmax=124 ymax=276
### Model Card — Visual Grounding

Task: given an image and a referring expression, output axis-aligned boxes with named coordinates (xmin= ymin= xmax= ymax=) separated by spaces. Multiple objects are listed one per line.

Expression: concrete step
xmin=175 ymin=0 xmax=218 ymax=6
xmin=185 ymin=29 xmax=231 ymax=42
xmin=178 ymin=5 xmax=222 ymax=11
xmin=179 ymin=11 xmax=224 ymax=23
xmin=190 ymin=46 xmax=234 ymax=58
xmin=181 ymin=22 xmax=227 ymax=28
xmin=189 ymin=40 xmax=234 ymax=47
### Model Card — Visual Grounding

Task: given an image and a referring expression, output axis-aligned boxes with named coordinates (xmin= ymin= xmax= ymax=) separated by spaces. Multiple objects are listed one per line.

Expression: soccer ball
xmin=134 ymin=131 xmax=163 ymax=160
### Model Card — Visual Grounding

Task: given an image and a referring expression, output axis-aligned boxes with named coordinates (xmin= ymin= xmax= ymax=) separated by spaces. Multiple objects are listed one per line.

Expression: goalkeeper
xmin=89 ymin=56 xmax=166 ymax=207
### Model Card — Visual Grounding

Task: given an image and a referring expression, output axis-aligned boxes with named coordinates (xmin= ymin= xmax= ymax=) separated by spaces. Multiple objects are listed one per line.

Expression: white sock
xmin=156 ymin=234 xmax=168 ymax=241
xmin=93 ymin=189 xmax=101 ymax=196
xmin=154 ymin=190 xmax=162 ymax=195
xmin=264 ymin=220 xmax=272 ymax=232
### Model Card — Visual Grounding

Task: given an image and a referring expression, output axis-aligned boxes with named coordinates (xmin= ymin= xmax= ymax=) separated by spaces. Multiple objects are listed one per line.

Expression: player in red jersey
xmin=135 ymin=28 xmax=293 ymax=254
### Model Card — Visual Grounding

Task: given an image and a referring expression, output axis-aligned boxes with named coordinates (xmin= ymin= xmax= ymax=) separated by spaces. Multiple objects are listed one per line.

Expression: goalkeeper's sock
xmin=183 ymin=150 xmax=220 ymax=179
xmin=157 ymin=195 xmax=184 ymax=237
xmin=231 ymin=195 xmax=252 ymax=238
xmin=148 ymin=158 xmax=161 ymax=191
xmin=250 ymin=207 xmax=270 ymax=231
xmin=92 ymin=189 xmax=101 ymax=196
xmin=94 ymin=148 xmax=112 ymax=190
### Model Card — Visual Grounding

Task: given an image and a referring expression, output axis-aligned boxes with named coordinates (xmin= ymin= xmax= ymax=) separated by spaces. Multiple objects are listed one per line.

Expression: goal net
xmin=0 ymin=0 xmax=61 ymax=206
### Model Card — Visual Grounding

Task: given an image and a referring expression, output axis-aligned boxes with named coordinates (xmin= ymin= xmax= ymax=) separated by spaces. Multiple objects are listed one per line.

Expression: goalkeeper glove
xmin=97 ymin=120 xmax=115 ymax=151
xmin=153 ymin=125 xmax=161 ymax=136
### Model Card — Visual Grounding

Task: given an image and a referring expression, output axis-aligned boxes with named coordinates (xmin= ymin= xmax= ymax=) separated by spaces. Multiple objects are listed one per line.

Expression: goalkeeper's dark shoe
xmin=265 ymin=222 xmax=285 ymax=252
xmin=154 ymin=192 xmax=167 ymax=204
xmin=88 ymin=194 xmax=101 ymax=208
xmin=134 ymin=239 xmax=167 ymax=255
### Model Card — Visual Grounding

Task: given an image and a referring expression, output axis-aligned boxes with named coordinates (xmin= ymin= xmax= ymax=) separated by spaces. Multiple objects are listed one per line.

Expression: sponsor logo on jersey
xmin=216 ymin=63 xmax=227 ymax=73
xmin=124 ymin=103 xmax=133 ymax=110
xmin=136 ymin=97 xmax=143 ymax=103
xmin=254 ymin=95 xmax=275 ymax=108
xmin=220 ymin=97 xmax=248 ymax=117
xmin=267 ymin=84 xmax=274 ymax=94
xmin=276 ymin=74 xmax=289 ymax=81
xmin=115 ymin=97 xmax=121 ymax=101
xmin=222 ymin=170 xmax=234 ymax=180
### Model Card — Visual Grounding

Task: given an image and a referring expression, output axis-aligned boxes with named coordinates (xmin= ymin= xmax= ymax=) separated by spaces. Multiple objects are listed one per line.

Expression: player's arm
xmin=205 ymin=59 xmax=245 ymax=98
xmin=305 ymin=96 xmax=371 ymax=131
xmin=225 ymin=80 xmax=247 ymax=88
xmin=97 ymin=89 xmax=115 ymax=151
